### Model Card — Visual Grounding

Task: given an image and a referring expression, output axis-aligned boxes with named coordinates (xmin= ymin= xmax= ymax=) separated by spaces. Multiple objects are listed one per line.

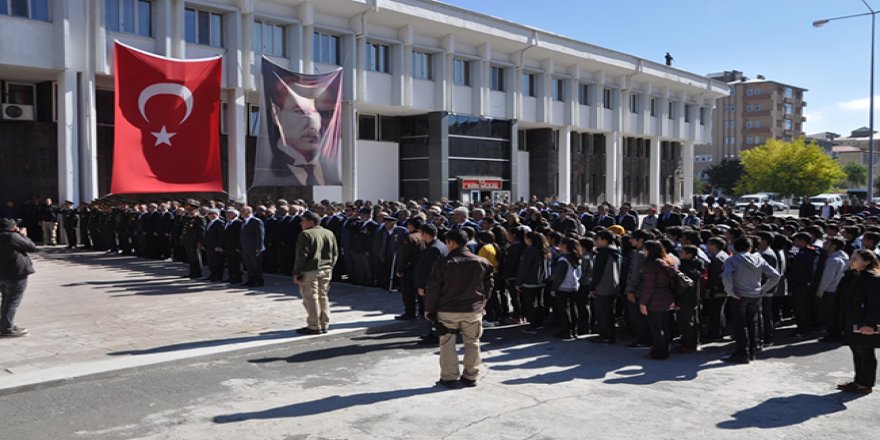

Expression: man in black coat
xmin=181 ymin=202 xmax=206 ymax=279
xmin=0 ymin=218 xmax=37 ymax=337
xmin=240 ymin=205 xmax=265 ymax=287
xmin=156 ymin=203 xmax=174 ymax=260
xmin=616 ymin=204 xmax=639 ymax=232
xmin=222 ymin=209 xmax=243 ymax=284
xmin=657 ymin=204 xmax=683 ymax=232
xmin=552 ymin=209 xmax=578 ymax=234
xmin=204 ymin=209 xmax=225 ymax=282
xmin=415 ymin=224 xmax=448 ymax=344
xmin=274 ymin=205 xmax=296 ymax=276
xmin=591 ymin=205 xmax=616 ymax=229
xmin=788 ymin=232 xmax=819 ymax=337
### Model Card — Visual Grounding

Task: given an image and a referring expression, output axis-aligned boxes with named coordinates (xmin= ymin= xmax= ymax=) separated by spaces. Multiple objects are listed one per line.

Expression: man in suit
xmin=552 ymin=209 xmax=578 ymax=234
xmin=616 ymin=204 xmax=639 ymax=232
xmin=239 ymin=205 xmax=265 ymax=287
xmin=395 ymin=217 xmax=426 ymax=320
xmin=293 ymin=211 xmax=339 ymax=335
xmin=181 ymin=201 xmax=206 ymax=279
xmin=204 ymin=209 xmax=225 ymax=282
xmin=591 ymin=205 xmax=615 ymax=229
xmin=415 ymin=224 xmax=449 ymax=344
xmin=657 ymin=204 xmax=683 ymax=232
xmin=578 ymin=206 xmax=594 ymax=232
xmin=352 ymin=208 xmax=378 ymax=286
xmin=274 ymin=205 xmax=296 ymax=276
xmin=156 ymin=203 xmax=174 ymax=260
xmin=143 ymin=203 xmax=159 ymax=259
xmin=449 ymin=207 xmax=479 ymax=231
xmin=222 ymin=209 xmax=243 ymax=284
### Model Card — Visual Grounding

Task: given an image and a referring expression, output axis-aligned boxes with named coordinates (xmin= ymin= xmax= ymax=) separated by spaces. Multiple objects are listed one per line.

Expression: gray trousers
xmin=0 ymin=277 xmax=28 ymax=332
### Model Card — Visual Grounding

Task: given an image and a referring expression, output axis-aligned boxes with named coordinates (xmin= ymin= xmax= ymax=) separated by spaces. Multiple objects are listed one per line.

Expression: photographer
xmin=0 ymin=218 xmax=38 ymax=337
xmin=425 ymin=229 xmax=494 ymax=389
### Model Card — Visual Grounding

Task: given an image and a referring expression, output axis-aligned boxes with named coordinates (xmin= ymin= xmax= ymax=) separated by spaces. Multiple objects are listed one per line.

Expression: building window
xmin=521 ymin=72 xmax=536 ymax=97
xmin=578 ymin=84 xmax=590 ymax=106
xmin=745 ymin=120 xmax=752 ymax=129
xmin=629 ymin=94 xmax=638 ymax=114
xmin=253 ymin=21 xmax=285 ymax=57
xmin=313 ymin=31 xmax=339 ymax=64
xmin=699 ymin=108 xmax=707 ymax=125
xmin=753 ymin=87 xmax=761 ymax=95
xmin=754 ymin=120 xmax=761 ymax=128
xmin=603 ymin=88 xmax=612 ymax=109
xmin=453 ymin=58 xmax=470 ymax=86
xmin=784 ymin=119 xmax=793 ymax=130
xmin=745 ymin=104 xmax=753 ymax=112
xmin=746 ymin=137 xmax=753 ymax=145
xmin=724 ymin=120 xmax=735 ymax=128
xmin=650 ymin=98 xmax=657 ymax=117
xmin=784 ymin=87 xmax=793 ymax=99
xmin=358 ymin=113 xmax=378 ymax=140
xmin=412 ymin=51 xmax=432 ymax=80
xmin=489 ymin=66 xmax=505 ymax=92
xmin=552 ymin=79 xmax=564 ymax=102
xmin=184 ymin=8 xmax=222 ymax=47
xmin=684 ymin=105 xmax=692 ymax=123
xmin=6 ymin=83 xmax=35 ymax=105
xmin=784 ymin=103 xmax=793 ymax=115
xmin=0 ymin=0 xmax=48 ymax=20
xmin=746 ymin=88 xmax=753 ymax=96
xmin=365 ymin=42 xmax=389 ymax=73
xmin=106 ymin=0 xmax=152 ymax=37
xmin=754 ymin=103 xmax=761 ymax=111
xmin=248 ymin=105 xmax=260 ymax=136
xmin=667 ymin=101 xmax=674 ymax=120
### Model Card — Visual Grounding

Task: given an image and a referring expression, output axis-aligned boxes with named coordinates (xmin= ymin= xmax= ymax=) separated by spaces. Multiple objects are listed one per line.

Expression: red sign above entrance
xmin=461 ymin=178 xmax=502 ymax=190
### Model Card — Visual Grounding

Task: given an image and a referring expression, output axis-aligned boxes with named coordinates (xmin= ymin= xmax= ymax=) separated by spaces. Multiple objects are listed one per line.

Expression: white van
xmin=809 ymin=194 xmax=844 ymax=209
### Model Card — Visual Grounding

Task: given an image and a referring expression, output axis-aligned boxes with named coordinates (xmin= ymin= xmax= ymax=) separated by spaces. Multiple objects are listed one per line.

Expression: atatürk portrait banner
xmin=251 ymin=57 xmax=343 ymax=188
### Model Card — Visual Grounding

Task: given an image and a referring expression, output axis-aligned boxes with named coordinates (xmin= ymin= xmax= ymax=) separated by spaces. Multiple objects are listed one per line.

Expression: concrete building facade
xmin=0 ymin=0 xmax=727 ymax=206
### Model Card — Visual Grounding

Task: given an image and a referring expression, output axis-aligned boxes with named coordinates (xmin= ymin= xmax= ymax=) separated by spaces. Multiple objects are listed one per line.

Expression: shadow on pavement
xmin=248 ymin=329 xmax=431 ymax=364
xmin=213 ymin=387 xmax=446 ymax=423
xmin=716 ymin=392 xmax=867 ymax=429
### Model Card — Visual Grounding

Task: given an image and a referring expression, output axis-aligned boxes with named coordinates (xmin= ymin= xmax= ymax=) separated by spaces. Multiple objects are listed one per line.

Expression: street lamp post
xmin=814 ymin=0 xmax=878 ymax=202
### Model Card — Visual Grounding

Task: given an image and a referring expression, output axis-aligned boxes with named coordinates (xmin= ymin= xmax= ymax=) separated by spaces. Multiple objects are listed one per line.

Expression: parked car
xmin=809 ymin=193 xmax=844 ymax=209
xmin=734 ymin=194 xmax=787 ymax=212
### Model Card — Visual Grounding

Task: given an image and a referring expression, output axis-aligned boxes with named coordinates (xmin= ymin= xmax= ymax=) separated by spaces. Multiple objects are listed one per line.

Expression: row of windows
xmin=0 ymin=0 xmax=48 ymax=20
xmin=745 ymin=104 xmax=762 ymax=112
xmin=745 ymin=119 xmax=761 ymax=129
xmin=723 ymin=136 xmax=736 ymax=145
xmin=745 ymin=136 xmax=763 ymax=145
xmin=745 ymin=87 xmax=762 ymax=96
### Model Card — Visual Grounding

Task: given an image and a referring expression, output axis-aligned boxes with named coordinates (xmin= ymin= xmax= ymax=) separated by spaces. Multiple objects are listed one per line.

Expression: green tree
xmin=735 ymin=137 xmax=845 ymax=198
xmin=694 ymin=176 xmax=707 ymax=195
xmin=705 ymin=159 xmax=743 ymax=195
xmin=842 ymin=161 xmax=867 ymax=187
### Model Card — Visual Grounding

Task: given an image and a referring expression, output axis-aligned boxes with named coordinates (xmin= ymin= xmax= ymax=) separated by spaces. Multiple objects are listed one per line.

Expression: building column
xmin=155 ymin=0 xmax=173 ymax=56
xmin=227 ymin=89 xmax=247 ymax=202
xmin=682 ymin=142 xmax=695 ymax=207
xmin=510 ymin=120 xmax=519 ymax=202
xmin=341 ymin=101 xmax=357 ymax=201
xmin=604 ymin=131 xmax=622 ymax=206
xmin=78 ymin=72 xmax=99 ymax=202
xmin=57 ymin=70 xmax=79 ymax=204
xmin=558 ymin=126 xmax=572 ymax=202
xmin=170 ymin=0 xmax=185 ymax=58
xmin=648 ymin=137 xmax=661 ymax=207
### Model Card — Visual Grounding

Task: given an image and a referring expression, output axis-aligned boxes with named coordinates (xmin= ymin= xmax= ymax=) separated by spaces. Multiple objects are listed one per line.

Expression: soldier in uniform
xmin=78 ymin=203 xmax=92 ymax=249
xmin=171 ymin=206 xmax=187 ymax=263
xmin=103 ymin=205 xmax=119 ymax=254
xmin=88 ymin=204 xmax=104 ymax=251
xmin=115 ymin=204 xmax=131 ymax=255
xmin=181 ymin=200 xmax=206 ymax=278
xmin=61 ymin=201 xmax=78 ymax=249
xmin=156 ymin=203 xmax=174 ymax=260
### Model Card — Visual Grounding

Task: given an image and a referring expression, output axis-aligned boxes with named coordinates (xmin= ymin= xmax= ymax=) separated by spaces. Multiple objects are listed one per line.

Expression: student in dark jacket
xmin=837 ymin=250 xmax=880 ymax=394
xmin=0 ymin=218 xmax=37 ymax=337
xmin=705 ymin=237 xmax=729 ymax=341
xmin=757 ymin=232 xmax=781 ymax=346
xmin=589 ymin=230 xmax=622 ymax=344
xmin=222 ymin=210 xmax=243 ymax=284
xmin=516 ymin=231 xmax=551 ymax=330
xmin=501 ymin=227 xmax=526 ymax=324
xmin=677 ymin=245 xmax=705 ymax=352
xmin=415 ymin=224 xmax=449 ymax=344
xmin=789 ymin=232 xmax=820 ymax=337
xmin=639 ymin=240 xmax=678 ymax=360
xmin=551 ymin=238 xmax=583 ymax=340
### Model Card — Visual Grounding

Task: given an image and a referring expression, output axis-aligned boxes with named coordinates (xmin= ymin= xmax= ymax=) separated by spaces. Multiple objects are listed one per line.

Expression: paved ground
xmin=0 ymin=250 xmax=875 ymax=439
xmin=0 ymin=249 xmax=401 ymax=391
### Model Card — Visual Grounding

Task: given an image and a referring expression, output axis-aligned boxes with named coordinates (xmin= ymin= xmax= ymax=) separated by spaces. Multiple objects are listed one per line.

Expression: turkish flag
xmin=110 ymin=42 xmax=223 ymax=194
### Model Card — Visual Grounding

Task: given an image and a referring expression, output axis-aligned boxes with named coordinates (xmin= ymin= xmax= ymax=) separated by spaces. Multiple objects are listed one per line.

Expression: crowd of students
xmin=25 ymin=195 xmax=880 ymax=393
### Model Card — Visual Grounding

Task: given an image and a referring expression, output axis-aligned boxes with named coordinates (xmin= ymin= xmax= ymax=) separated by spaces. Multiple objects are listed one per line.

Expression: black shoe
xmin=459 ymin=377 xmax=477 ymax=388
xmin=418 ymin=334 xmax=439 ymax=345
xmin=435 ymin=379 xmax=459 ymax=389
xmin=320 ymin=328 xmax=328 ymax=334
xmin=626 ymin=342 xmax=651 ymax=348
xmin=394 ymin=314 xmax=416 ymax=321
xmin=723 ymin=355 xmax=750 ymax=365
xmin=296 ymin=327 xmax=321 ymax=335
xmin=0 ymin=326 xmax=28 ymax=337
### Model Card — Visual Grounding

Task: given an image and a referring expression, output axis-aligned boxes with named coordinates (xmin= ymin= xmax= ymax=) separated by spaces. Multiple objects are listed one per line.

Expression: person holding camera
xmin=425 ymin=229 xmax=494 ymax=389
xmin=0 ymin=218 xmax=38 ymax=337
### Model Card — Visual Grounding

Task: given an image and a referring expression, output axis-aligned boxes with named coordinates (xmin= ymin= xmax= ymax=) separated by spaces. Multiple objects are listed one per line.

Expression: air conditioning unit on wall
xmin=1 ymin=104 xmax=35 ymax=121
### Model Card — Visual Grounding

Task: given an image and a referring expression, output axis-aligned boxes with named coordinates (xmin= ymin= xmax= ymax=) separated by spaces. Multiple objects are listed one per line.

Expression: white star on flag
xmin=151 ymin=125 xmax=176 ymax=146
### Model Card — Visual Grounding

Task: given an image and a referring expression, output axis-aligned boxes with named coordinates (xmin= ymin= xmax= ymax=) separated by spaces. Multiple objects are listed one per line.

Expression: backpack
xmin=672 ymin=267 xmax=695 ymax=299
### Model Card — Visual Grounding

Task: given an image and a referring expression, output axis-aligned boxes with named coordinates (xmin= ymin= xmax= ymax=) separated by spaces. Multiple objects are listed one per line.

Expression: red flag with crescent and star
xmin=110 ymin=41 xmax=223 ymax=194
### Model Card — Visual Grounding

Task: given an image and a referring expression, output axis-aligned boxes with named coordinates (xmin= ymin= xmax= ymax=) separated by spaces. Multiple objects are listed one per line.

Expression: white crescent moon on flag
xmin=138 ymin=83 xmax=194 ymax=124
